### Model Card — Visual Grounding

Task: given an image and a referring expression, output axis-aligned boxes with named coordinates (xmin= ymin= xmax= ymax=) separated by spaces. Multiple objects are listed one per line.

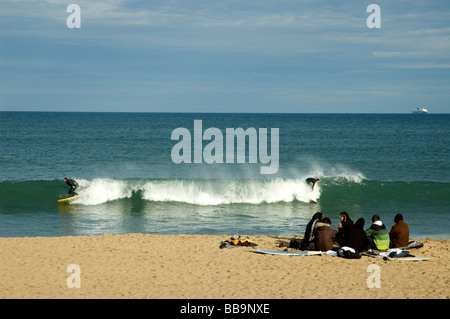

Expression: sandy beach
xmin=0 ymin=234 xmax=448 ymax=299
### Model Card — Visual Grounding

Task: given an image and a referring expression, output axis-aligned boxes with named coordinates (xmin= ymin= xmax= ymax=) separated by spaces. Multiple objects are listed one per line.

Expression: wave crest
xmin=73 ymin=178 xmax=321 ymax=206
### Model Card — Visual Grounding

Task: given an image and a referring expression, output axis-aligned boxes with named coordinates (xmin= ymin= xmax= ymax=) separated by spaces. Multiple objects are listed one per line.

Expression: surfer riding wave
xmin=64 ymin=177 xmax=78 ymax=196
xmin=306 ymin=178 xmax=320 ymax=190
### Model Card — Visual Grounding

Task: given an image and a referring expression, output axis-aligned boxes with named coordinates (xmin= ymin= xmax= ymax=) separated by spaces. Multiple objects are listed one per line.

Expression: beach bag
xmin=337 ymin=247 xmax=361 ymax=259
xmin=289 ymin=238 xmax=303 ymax=249
xmin=219 ymin=235 xmax=257 ymax=249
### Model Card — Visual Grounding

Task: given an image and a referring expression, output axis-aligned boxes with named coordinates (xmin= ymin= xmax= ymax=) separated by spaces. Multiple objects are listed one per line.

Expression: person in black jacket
xmin=64 ymin=177 xmax=78 ymax=196
xmin=336 ymin=211 xmax=354 ymax=247
xmin=346 ymin=218 xmax=369 ymax=251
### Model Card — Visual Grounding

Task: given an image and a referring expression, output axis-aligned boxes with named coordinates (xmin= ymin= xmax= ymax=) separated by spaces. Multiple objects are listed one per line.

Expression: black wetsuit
xmin=306 ymin=178 xmax=318 ymax=190
xmin=65 ymin=179 xmax=78 ymax=196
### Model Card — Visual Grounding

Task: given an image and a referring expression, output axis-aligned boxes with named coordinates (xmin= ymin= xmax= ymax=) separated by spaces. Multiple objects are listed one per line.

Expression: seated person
xmin=389 ymin=213 xmax=410 ymax=248
xmin=365 ymin=214 xmax=389 ymax=250
xmin=301 ymin=212 xmax=323 ymax=249
xmin=336 ymin=211 xmax=354 ymax=247
xmin=314 ymin=217 xmax=337 ymax=251
xmin=346 ymin=218 xmax=369 ymax=252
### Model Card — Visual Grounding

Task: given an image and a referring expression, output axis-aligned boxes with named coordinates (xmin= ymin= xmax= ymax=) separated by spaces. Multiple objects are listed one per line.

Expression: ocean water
xmin=0 ymin=112 xmax=449 ymax=238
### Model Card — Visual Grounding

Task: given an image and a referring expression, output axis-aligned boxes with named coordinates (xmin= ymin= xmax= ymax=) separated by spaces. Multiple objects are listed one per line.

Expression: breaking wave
xmin=71 ymin=177 xmax=322 ymax=206
xmin=3 ymin=170 xmax=448 ymax=210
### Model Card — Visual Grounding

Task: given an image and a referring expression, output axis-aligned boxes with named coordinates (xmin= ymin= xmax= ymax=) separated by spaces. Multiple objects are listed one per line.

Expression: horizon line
xmin=0 ymin=110 xmax=447 ymax=115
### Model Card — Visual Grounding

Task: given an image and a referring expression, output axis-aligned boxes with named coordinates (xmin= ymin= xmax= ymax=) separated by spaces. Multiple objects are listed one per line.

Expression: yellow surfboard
xmin=57 ymin=195 xmax=78 ymax=203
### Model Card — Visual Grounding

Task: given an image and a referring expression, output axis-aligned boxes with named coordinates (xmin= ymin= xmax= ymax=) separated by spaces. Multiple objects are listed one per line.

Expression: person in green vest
xmin=365 ymin=214 xmax=389 ymax=250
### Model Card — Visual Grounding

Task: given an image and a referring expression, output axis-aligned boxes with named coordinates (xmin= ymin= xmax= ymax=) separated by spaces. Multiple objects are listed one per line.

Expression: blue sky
xmin=0 ymin=0 xmax=449 ymax=113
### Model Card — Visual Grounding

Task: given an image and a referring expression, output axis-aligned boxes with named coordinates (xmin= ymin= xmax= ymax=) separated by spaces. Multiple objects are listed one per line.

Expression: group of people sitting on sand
xmin=298 ymin=211 xmax=410 ymax=252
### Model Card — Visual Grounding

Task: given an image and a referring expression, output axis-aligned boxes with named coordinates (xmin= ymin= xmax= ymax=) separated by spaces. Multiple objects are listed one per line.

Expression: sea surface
xmin=0 ymin=112 xmax=449 ymax=238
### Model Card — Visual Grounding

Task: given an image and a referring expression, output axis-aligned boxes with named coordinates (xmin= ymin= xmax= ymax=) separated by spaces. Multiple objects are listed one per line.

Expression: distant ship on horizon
xmin=412 ymin=107 xmax=428 ymax=114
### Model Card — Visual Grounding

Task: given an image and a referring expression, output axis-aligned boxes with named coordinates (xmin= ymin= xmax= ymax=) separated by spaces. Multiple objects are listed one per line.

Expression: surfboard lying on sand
xmin=362 ymin=253 xmax=436 ymax=261
xmin=57 ymin=195 xmax=78 ymax=203
xmin=252 ymin=247 xmax=322 ymax=256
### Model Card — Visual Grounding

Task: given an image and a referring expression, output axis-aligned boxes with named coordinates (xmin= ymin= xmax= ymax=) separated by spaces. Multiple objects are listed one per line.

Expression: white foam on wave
xmin=303 ymin=162 xmax=366 ymax=183
xmin=70 ymin=161 xmax=366 ymax=206
xmin=142 ymin=178 xmax=318 ymax=205
xmin=71 ymin=178 xmax=321 ymax=206
xmin=73 ymin=178 xmax=138 ymax=205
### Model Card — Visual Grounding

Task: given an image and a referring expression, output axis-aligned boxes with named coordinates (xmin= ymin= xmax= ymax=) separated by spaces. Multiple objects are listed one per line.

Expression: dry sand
xmin=0 ymin=234 xmax=448 ymax=299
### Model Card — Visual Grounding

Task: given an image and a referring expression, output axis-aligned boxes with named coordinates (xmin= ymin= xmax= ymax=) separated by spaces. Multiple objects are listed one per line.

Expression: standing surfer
xmin=64 ymin=177 xmax=78 ymax=196
xmin=306 ymin=178 xmax=320 ymax=190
